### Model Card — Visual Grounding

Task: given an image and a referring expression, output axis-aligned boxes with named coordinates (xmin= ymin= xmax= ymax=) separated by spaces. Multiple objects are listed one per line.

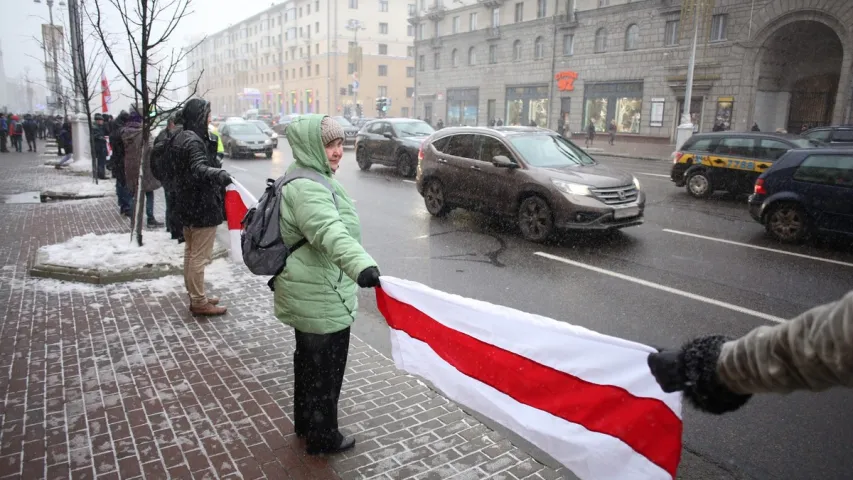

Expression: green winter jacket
xmin=274 ymin=114 xmax=377 ymax=334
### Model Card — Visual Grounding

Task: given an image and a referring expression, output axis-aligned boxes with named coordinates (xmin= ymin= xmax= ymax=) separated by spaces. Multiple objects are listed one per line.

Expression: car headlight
xmin=270 ymin=132 xmax=278 ymax=139
xmin=552 ymin=179 xmax=591 ymax=196
xmin=633 ymin=176 xmax=641 ymax=190
xmin=264 ymin=139 xmax=272 ymax=145
xmin=236 ymin=140 xmax=248 ymax=146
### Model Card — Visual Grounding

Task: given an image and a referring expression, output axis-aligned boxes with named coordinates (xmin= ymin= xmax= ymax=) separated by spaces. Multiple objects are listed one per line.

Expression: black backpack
xmin=241 ymin=168 xmax=338 ymax=291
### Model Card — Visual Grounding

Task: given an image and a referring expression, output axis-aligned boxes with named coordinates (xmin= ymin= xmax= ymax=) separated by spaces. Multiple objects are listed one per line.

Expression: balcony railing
xmin=478 ymin=0 xmax=504 ymax=7
xmin=425 ymin=4 xmax=446 ymax=21
xmin=486 ymin=26 xmax=501 ymax=39
xmin=430 ymin=37 xmax=443 ymax=48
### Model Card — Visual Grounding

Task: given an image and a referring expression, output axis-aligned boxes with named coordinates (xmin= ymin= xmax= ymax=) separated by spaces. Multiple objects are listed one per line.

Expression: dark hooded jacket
xmin=168 ymin=98 xmax=230 ymax=228
xmin=122 ymin=110 xmax=162 ymax=196
xmin=110 ymin=112 xmax=129 ymax=184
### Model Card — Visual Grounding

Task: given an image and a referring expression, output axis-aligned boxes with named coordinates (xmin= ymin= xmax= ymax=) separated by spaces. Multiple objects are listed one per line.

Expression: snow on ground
xmin=39 ymin=230 xmax=183 ymax=272
xmin=41 ymin=179 xmax=115 ymax=198
xmin=68 ymin=157 xmax=94 ymax=173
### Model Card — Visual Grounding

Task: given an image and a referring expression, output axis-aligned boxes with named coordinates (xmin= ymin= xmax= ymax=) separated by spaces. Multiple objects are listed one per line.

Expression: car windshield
xmin=250 ymin=121 xmax=270 ymax=131
xmin=394 ymin=121 xmax=434 ymax=137
xmin=333 ymin=116 xmax=353 ymax=127
xmin=790 ymin=137 xmax=825 ymax=148
xmin=510 ymin=134 xmax=596 ymax=167
xmin=229 ymin=124 xmax=263 ymax=135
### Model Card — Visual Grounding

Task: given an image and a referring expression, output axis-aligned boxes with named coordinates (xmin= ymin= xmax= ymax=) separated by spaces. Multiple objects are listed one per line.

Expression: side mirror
xmin=383 ymin=132 xmax=394 ymax=139
xmin=492 ymin=155 xmax=517 ymax=168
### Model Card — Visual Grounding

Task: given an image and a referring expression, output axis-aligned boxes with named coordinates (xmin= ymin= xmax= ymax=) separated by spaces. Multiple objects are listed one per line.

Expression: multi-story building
xmin=410 ymin=0 xmax=853 ymax=141
xmin=187 ymin=0 xmax=416 ymax=119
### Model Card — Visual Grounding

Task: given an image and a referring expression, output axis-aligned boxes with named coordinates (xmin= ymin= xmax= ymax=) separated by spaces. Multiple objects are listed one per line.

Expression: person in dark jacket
xmin=151 ymin=112 xmax=184 ymax=242
xmin=110 ymin=111 xmax=132 ymax=216
xmin=9 ymin=115 xmax=23 ymax=152
xmin=168 ymin=98 xmax=232 ymax=316
xmin=55 ymin=121 xmax=74 ymax=167
xmin=91 ymin=113 xmax=108 ymax=179
xmin=122 ymin=108 xmax=163 ymax=227
xmin=0 ymin=114 xmax=7 ymax=153
xmin=23 ymin=114 xmax=38 ymax=152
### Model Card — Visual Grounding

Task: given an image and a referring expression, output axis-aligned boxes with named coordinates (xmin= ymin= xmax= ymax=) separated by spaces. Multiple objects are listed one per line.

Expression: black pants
xmin=293 ymin=327 xmax=350 ymax=449
xmin=26 ymin=136 xmax=36 ymax=152
xmin=0 ymin=133 xmax=6 ymax=152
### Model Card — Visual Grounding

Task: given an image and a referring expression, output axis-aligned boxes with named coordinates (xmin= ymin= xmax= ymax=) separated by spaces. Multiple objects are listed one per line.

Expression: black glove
xmin=356 ymin=266 xmax=381 ymax=288
xmin=217 ymin=152 xmax=224 ymax=161
xmin=647 ymin=335 xmax=752 ymax=415
xmin=217 ymin=170 xmax=232 ymax=186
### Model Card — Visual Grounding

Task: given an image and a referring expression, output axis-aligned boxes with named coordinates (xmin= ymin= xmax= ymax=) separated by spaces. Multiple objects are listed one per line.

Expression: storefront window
xmin=529 ymin=99 xmax=548 ymax=127
xmin=714 ymin=97 xmax=734 ymax=131
xmin=447 ymin=88 xmax=479 ymax=126
xmin=616 ymin=97 xmax=642 ymax=133
xmin=505 ymin=85 xmax=549 ymax=127
xmin=584 ymin=98 xmax=608 ymax=132
xmin=506 ymin=99 xmax=524 ymax=125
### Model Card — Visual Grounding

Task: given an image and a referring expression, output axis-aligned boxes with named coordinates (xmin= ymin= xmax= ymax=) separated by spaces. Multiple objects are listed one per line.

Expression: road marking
xmin=224 ymin=163 xmax=248 ymax=172
xmin=663 ymin=229 xmax=853 ymax=268
xmin=635 ymin=172 xmax=670 ymax=178
xmin=533 ymin=251 xmax=786 ymax=323
xmin=403 ymin=179 xmax=416 ymax=184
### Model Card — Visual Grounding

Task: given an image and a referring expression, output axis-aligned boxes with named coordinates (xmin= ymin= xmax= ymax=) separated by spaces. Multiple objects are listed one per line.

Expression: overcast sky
xmin=1 ymin=0 xmax=277 ymax=109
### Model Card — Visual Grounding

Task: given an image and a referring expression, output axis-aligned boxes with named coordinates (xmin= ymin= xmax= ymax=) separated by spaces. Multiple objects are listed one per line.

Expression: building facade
xmin=187 ymin=0 xmax=416 ymax=119
xmin=411 ymin=0 xmax=853 ymax=140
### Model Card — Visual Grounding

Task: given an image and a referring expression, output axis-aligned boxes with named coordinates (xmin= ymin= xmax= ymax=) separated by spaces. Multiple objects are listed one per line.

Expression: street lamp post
xmin=35 ymin=0 xmax=65 ymax=114
xmin=345 ymin=19 xmax=365 ymax=118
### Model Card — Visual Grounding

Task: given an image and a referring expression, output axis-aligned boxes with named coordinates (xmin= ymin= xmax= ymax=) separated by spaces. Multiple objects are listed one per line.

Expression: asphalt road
xmin=223 ymin=144 xmax=853 ymax=480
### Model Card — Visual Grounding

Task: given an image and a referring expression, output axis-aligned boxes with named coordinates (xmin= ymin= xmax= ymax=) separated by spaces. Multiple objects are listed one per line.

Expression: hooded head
xmin=181 ymin=98 xmax=210 ymax=138
xmin=286 ymin=114 xmax=345 ymax=177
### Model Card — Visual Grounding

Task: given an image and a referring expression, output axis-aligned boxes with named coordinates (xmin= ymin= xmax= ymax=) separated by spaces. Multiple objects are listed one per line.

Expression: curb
xmin=585 ymin=149 xmax=669 ymax=162
xmin=29 ymin=241 xmax=229 ymax=285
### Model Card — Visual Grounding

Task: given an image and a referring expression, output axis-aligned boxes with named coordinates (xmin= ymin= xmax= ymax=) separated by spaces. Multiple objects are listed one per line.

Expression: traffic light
xmin=375 ymin=97 xmax=388 ymax=117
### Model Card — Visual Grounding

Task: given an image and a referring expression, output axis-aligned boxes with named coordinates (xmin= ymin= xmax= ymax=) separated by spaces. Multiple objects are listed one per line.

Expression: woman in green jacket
xmin=276 ymin=114 xmax=380 ymax=455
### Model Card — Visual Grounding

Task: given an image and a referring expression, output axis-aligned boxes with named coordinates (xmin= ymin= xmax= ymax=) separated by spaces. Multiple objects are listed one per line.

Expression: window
xmin=794 ymin=154 xmax=853 ymax=187
xmin=445 ymin=134 xmax=478 ymax=159
xmin=408 ymin=4 xmax=417 ymax=16
xmin=407 ymin=46 xmax=414 ymax=57
xmin=315 ymin=64 xmax=319 ymax=76
xmin=407 ymin=66 xmax=415 ymax=77
xmin=537 ymin=0 xmax=547 ymax=18
xmin=718 ymin=137 xmax=756 ymax=158
xmin=433 ymin=51 xmax=440 ymax=69
xmin=349 ymin=0 xmax=358 ymax=8
xmin=307 ymin=3 xmax=311 ymax=14
xmin=401 ymin=107 xmax=410 ymax=117
xmin=378 ymin=65 xmax=388 ymax=76
xmin=513 ymin=40 xmax=522 ymax=61
xmin=534 ymin=36 xmax=544 ymax=59
xmin=625 ymin=24 xmax=639 ymax=50
xmin=434 ymin=20 xmax=440 ymax=37
xmin=378 ymin=86 xmax=388 ymax=97
xmin=379 ymin=44 xmax=388 ymax=55
xmin=664 ymin=20 xmax=679 ymax=46
xmin=451 ymin=48 xmax=459 ymax=67
xmin=710 ymin=14 xmax=727 ymax=41
xmin=380 ymin=22 xmax=389 ymax=34
xmin=469 ymin=12 xmax=478 ymax=30
xmin=316 ymin=1 xmax=320 ymax=11
xmin=598 ymin=0 xmax=609 ymax=6
xmin=406 ymin=87 xmax=415 ymax=98
xmin=316 ymin=22 xmax=320 ymax=33
xmin=492 ymin=8 xmax=500 ymax=27
xmin=594 ymin=28 xmax=608 ymax=53
xmin=684 ymin=138 xmax=718 ymax=153
xmin=467 ymin=47 xmax=476 ymax=65
xmin=418 ymin=23 xmax=424 ymax=39
xmin=380 ymin=0 xmax=389 ymax=12
xmin=514 ymin=2 xmax=523 ymax=23
xmin=452 ymin=16 xmax=460 ymax=34
xmin=419 ymin=54 xmax=426 ymax=71
xmin=408 ymin=25 xmax=415 ymax=36
xmin=758 ymin=139 xmax=792 ymax=161
xmin=833 ymin=130 xmax=853 ymax=142
xmin=348 ymin=62 xmax=356 ymax=74
xmin=489 ymin=44 xmax=497 ymax=64
xmin=563 ymin=34 xmax=574 ymax=55
xmin=479 ymin=135 xmax=514 ymax=163
xmin=804 ymin=129 xmax=832 ymax=142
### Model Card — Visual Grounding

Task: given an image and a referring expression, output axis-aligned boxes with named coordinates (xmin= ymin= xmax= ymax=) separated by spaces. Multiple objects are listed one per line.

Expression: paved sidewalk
xmin=0 ymin=148 xmax=568 ymax=479
xmin=578 ymin=138 xmax=676 ymax=161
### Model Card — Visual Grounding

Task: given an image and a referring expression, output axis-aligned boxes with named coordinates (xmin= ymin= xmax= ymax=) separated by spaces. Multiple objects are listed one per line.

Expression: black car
xmin=219 ymin=122 xmax=274 ymax=158
xmin=748 ymin=148 xmax=853 ymax=243
xmin=332 ymin=116 xmax=359 ymax=147
xmin=801 ymin=125 xmax=853 ymax=147
xmin=355 ymin=118 xmax=435 ymax=177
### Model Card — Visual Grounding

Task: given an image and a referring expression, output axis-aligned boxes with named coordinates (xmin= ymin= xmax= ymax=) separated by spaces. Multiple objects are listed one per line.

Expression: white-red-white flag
xmin=224 ymin=180 xmax=257 ymax=263
xmin=376 ymin=276 xmax=683 ymax=480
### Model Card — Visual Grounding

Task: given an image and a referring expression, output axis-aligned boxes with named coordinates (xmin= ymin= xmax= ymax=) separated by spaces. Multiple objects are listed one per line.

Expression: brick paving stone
xmin=0 ymin=149 xmax=566 ymax=479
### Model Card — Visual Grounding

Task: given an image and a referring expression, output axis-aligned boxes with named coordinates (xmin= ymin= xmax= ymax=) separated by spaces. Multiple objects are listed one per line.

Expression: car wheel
xmin=397 ymin=152 xmax=416 ymax=178
xmin=423 ymin=179 xmax=450 ymax=217
xmin=356 ymin=147 xmax=372 ymax=171
xmin=265 ymin=150 xmax=273 ymax=159
xmin=518 ymin=196 xmax=554 ymax=243
xmin=686 ymin=169 xmax=714 ymax=198
xmin=766 ymin=202 xmax=809 ymax=243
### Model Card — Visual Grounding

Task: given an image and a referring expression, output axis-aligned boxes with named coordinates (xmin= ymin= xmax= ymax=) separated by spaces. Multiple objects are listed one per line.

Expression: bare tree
xmin=85 ymin=0 xmax=205 ymax=246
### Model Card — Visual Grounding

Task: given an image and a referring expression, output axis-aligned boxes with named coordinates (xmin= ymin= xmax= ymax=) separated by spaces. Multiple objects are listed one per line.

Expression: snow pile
xmin=39 ymin=231 xmax=183 ymax=272
xmin=42 ymin=180 xmax=115 ymax=198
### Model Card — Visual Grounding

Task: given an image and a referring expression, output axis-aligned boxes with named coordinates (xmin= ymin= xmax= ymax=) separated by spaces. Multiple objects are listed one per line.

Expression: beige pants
xmin=183 ymin=226 xmax=217 ymax=307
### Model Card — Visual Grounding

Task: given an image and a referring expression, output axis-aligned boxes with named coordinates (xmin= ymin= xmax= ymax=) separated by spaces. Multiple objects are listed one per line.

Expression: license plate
xmin=613 ymin=205 xmax=639 ymax=219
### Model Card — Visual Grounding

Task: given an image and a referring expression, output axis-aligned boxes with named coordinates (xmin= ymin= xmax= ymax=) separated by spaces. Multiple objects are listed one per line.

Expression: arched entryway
xmin=753 ymin=20 xmax=844 ymax=132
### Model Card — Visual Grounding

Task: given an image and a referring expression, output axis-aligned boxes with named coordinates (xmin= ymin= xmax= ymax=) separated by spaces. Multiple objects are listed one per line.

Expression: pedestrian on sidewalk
xmin=151 ymin=111 xmax=184 ymax=242
xmin=55 ymin=121 xmax=73 ymax=168
xmin=276 ymin=115 xmax=381 ymax=455
xmin=585 ymin=121 xmax=596 ymax=148
xmin=0 ymin=113 xmax=8 ymax=153
xmin=122 ymin=107 xmax=164 ymax=228
xmin=9 ymin=115 xmax=23 ymax=152
xmin=169 ymin=98 xmax=233 ymax=316
xmin=608 ymin=120 xmax=616 ymax=146
xmin=109 ymin=112 xmax=132 ymax=216
xmin=92 ymin=113 xmax=108 ymax=179
xmin=23 ymin=114 xmax=38 ymax=152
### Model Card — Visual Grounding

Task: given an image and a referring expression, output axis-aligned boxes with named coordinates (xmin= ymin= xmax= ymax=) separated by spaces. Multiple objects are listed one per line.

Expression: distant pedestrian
xmin=0 ymin=113 xmax=8 ymax=153
xmin=608 ymin=120 xmax=616 ymax=145
xmin=751 ymin=122 xmax=760 ymax=132
xmin=92 ymin=113 xmax=108 ymax=179
xmin=712 ymin=122 xmax=724 ymax=132
xmin=23 ymin=114 xmax=38 ymax=152
xmin=436 ymin=118 xmax=444 ymax=129
xmin=9 ymin=115 xmax=23 ymax=152
xmin=55 ymin=121 xmax=74 ymax=167
xmin=122 ymin=107 xmax=164 ymax=228
xmin=530 ymin=120 xmax=538 ymax=127
xmin=109 ymin=111 xmax=132 ymax=216
xmin=800 ymin=124 xmax=809 ymax=134
xmin=497 ymin=118 xmax=504 ymax=126
xmin=585 ymin=121 xmax=596 ymax=148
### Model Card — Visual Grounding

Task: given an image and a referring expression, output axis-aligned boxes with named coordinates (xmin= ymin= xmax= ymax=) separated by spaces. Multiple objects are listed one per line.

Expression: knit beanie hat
xmin=320 ymin=116 xmax=345 ymax=146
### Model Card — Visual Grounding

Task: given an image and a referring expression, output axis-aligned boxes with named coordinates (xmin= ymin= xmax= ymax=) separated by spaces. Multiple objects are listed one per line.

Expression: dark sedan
xmin=248 ymin=120 xmax=279 ymax=148
xmin=272 ymin=114 xmax=300 ymax=135
xmin=355 ymin=118 xmax=435 ymax=177
xmin=332 ymin=116 xmax=359 ymax=147
xmin=220 ymin=122 xmax=274 ymax=158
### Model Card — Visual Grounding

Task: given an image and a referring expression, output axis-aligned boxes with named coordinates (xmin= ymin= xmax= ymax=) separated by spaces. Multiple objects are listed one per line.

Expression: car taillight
xmin=754 ymin=178 xmax=766 ymax=195
xmin=671 ymin=151 xmax=683 ymax=164
xmin=418 ymin=145 xmax=424 ymax=162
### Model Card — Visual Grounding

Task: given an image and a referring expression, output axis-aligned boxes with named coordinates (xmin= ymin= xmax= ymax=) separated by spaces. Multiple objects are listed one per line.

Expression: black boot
xmin=147 ymin=218 xmax=164 ymax=227
xmin=306 ymin=434 xmax=356 ymax=456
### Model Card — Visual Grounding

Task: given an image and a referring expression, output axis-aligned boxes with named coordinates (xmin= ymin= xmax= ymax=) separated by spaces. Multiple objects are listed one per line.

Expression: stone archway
xmin=753 ymin=20 xmax=844 ymax=132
